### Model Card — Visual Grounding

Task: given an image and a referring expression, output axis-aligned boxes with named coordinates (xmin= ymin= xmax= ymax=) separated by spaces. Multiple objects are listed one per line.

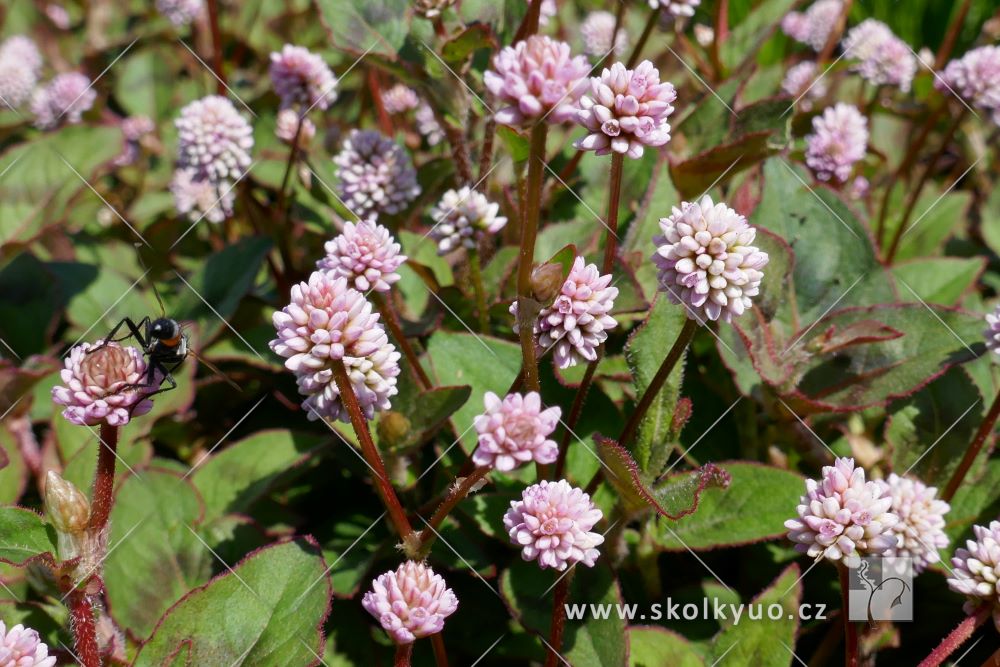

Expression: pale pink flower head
xmin=781 ymin=0 xmax=842 ymax=51
xmin=574 ymin=60 xmax=677 ymax=159
xmin=0 ymin=36 xmax=42 ymax=109
xmin=539 ymin=0 xmax=557 ymax=26
xmin=317 ymin=219 xmax=406 ymax=293
xmin=483 ymin=35 xmax=591 ymax=126
xmin=31 ymin=72 xmax=96 ymax=130
xmin=415 ymin=103 xmax=444 ymax=146
xmin=0 ymin=36 xmax=43 ymax=76
xmin=805 ymin=103 xmax=868 ymax=183
xmin=648 ymin=0 xmax=700 ymax=19
xmin=269 ymin=272 xmax=400 ymax=422
xmin=381 ymin=83 xmax=420 ymax=115
xmin=985 ymin=304 xmax=1000 ymax=357
xmin=947 ymin=520 xmax=1000 ymax=630
xmin=785 ymin=457 xmax=899 ymax=568
xmin=504 ymin=479 xmax=604 ymax=571
xmin=275 ymin=108 xmax=316 ymax=147
xmin=842 ymin=19 xmax=916 ymax=92
xmin=45 ymin=4 xmax=71 ymax=29
xmin=878 ymin=473 xmax=949 ymax=574
xmin=0 ymin=621 xmax=57 ymax=667
xmin=269 ymin=44 xmax=337 ymax=111
xmin=175 ymin=95 xmax=253 ymax=182
xmin=334 ymin=130 xmax=421 ymax=218
xmin=653 ymin=196 xmax=768 ymax=324
xmin=114 ymin=115 xmax=155 ymax=167
xmin=156 ymin=0 xmax=203 ymax=26
xmin=580 ymin=11 xmax=628 ymax=57
xmin=51 ymin=341 xmax=155 ymax=427
xmin=362 ymin=561 xmax=458 ymax=644
xmin=781 ymin=61 xmax=828 ymax=110
xmin=428 ymin=186 xmax=508 ymax=255
xmin=170 ymin=167 xmax=234 ymax=224
xmin=510 ymin=256 xmax=618 ymax=369
xmin=849 ymin=175 xmax=870 ymax=199
xmin=472 ymin=391 xmax=561 ymax=471
xmin=937 ymin=46 xmax=1000 ymax=122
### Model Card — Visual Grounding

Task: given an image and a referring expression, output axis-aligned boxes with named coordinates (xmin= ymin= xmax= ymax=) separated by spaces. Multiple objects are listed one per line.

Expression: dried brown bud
xmin=529 ymin=262 xmax=564 ymax=303
xmin=44 ymin=470 xmax=90 ymax=534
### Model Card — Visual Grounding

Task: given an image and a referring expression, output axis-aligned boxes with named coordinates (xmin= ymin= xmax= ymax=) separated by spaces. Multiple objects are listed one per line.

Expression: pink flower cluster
xmin=938 ymin=46 xmax=1000 ymax=124
xmin=781 ymin=61 xmax=828 ymax=110
xmin=31 ymin=72 xmax=96 ymax=130
xmin=51 ymin=341 xmax=155 ymax=427
xmin=269 ymin=44 xmax=337 ymax=111
xmin=362 ymin=561 xmax=458 ymax=644
xmin=947 ymin=520 xmax=1000 ymax=631
xmin=781 ymin=0 xmax=843 ymax=51
xmin=574 ymin=60 xmax=676 ymax=159
xmin=472 ymin=391 xmax=561 ymax=471
xmin=504 ymin=479 xmax=605 ymax=571
xmin=0 ymin=35 xmax=42 ymax=110
xmin=878 ymin=474 xmax=949 ymax=573
xmin=333 ymin=129 xmax=421 ymax=218
xmin=317 ymin=219 xmax=407 ymax=293
xmin=805 ymin=103 xmax=868 ymax=183
xmin=0 ymin=621 xmax=57 ymax=667
xmin=842 ymin=19 xmax=916 ymax=92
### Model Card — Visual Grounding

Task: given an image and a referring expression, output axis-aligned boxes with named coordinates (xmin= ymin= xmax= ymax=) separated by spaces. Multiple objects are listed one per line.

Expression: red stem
xmin=89 ymin=423 xmax=118 ymax=534
xmin=430 ymin=633 xmax=450 ymax=667
xmin=368 ymin=69 xmax=395 ymax=137
xmin=543 ymin=571 xmax=574 ymax=667
xmin=942 ymin=388 xmax=1000 ymax=502
xmin=417 ymin=467 xmax=490 ymax=555
xmin=554 ymin=358 xmax=599 ymax=478
xmin=602 ymin=154 xmax=623 ymax=274
xmin=376 ymin=295 xmax=432 ymax=390
xmin=839 ymin=564 xmax=858 ymax=667
xmin=817 ymin=0 xmax=852 ymax=65
xmin=934 ymin=0 xmax=973 ymax=70
xmin=710 ymin=0 xmax=729 ymax=80
xmin=917 ymin=605 xmax=990 ymax=667
xmin=69 ymin=590 xmax=100 ymax=667
xmin=514 ymin=0 xmax=544 ymax=42
xmin=394 ymin=642 xmax=413 ymax=667
xmin=516 ymin=123 xmax=549 ymax=393
xmin=205 ymin=0 xmax=225 ymax=93
xmin=330 ymin=360 xmax=413 ymax=538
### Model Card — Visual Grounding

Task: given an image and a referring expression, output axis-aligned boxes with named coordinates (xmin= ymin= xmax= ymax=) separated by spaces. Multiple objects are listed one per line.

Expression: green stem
xmin=516 ymin=123 xmax=549 ymax=393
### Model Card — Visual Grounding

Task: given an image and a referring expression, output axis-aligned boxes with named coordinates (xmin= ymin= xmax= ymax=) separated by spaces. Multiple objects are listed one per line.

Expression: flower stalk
xmin=627 ymin=7 xmax=661 ymax=69
xmin=89 ymin=422 xmax=119 ymax=536
xmin=941 ymin=387 xmax=1000 ymax=502
xmin=375 ymin=294 xmax=433 ymax=390
xmin=916 ymin=604 xmax=990 ymax=667
xmin=543 ymin=569 xmax=575 ymax=667
xmin=838 ymin=563 xmax=858 ymax=667
xmin=394 ymin=642 xmax=413 ymax=667
xmin=416 ymin=466 xmax=490 ymax=556
xmin=516 ymin=122 xmax=549 ymax=392
xmin=69 ymin=589 xmax=100 ymax=667
xmin=330 ymin=359 xmax=413 ymax=539
xmin=430 ymin=633 xmax=450 ymax=667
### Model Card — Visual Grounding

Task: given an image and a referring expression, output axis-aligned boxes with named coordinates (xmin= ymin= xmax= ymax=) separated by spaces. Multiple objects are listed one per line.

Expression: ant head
xmin=149 ymin=318 xmax=178 ymax=340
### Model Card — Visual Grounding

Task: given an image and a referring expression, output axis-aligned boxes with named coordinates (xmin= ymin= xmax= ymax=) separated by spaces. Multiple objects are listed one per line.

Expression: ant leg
xmin=89 ymin=317 xmax=150 ymax=353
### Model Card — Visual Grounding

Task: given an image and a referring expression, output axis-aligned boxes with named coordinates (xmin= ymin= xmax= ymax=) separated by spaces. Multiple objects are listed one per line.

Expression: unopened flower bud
xmin=44 ymin=470 xmax=90 ymax=535
xmin=377 ymin=411 xmax=411 ymax=447
xmin=529 ymin=262 xmax=564 ymax=303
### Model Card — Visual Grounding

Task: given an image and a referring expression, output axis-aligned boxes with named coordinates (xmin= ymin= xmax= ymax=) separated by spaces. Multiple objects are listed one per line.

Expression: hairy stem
xmin=69 ymin=590 xmax=100 ymax=667
xmin=917 ymin=604 xmax=990 ymax=667
xmin=618 ymin=319 xmax=698 ymax=449
xmin=543 ymin=570 xmax=575 ymax=667
xmin=417 ymin=467 xmax=490 ymax=555
xmin=394 ymin=642 xmax=413 ymax=667
xmin=516 ymin=123 xmax=549 ymax=392
xmin=330 ymin=360 xmax=413 ymax=538
xmin=375 ymin=294 xmax=432 ymax=390
xmin=627 ymin=7 xmax=661 ymax=69
xmin=430 ymin=633 xmax=450 ymax=667
xmin=468 ymin=248 xmax=490 ymax=332
xmin=839 ymin=564 xmax=858 ymax=667
xmin=89 ymin=423 xmax=119 ymax=535
xmin=942 ymin=388 xmax=1000 ymax=502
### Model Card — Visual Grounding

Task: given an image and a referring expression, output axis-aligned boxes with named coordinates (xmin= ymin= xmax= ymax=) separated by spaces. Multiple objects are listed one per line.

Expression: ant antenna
xmin=135 ymin=243 xmax=167 ymax=317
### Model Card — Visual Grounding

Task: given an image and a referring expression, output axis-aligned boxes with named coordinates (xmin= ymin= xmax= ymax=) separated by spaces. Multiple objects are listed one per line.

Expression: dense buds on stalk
xmin=170 ymin=168 xmax=235 ymax=224
xmin=938 ymin=46 xmax=1000 ymax=124
xmin=472 ymin=391 xmax=561 ymax=471
xmin=504 ymin=479 xmax=605 ymax=571
xmin=156 ymin=0 xmax=203 ymax=26
xmin=269 ymin=44 xmax=337 ymax=111
xmin=333 ymin=130 xmax=421 ymax=218
xmin=275 ymin=109 xmax=316 ymax=147
xmin=31 ymin=72 xmax=96 ymax=130
xmin=317 ymin=219 xmax=406 ymax=293
xmin=805 ymin=103 xmax=868 ymax=183
xmin=529 ymin=262 xmax=565 ymax=303
xmin=985 ymin=304 xmax=1000 ymax=357
xmin=0 ymin=36 xmax=42 ymax=109
xmin=415 ymin=103 xmax=444 ymax=146
xmin=781 ymin=0 xmax=842 ymax=52
xmin=44 ymin=471 xmax=90 ymax=562
xmin=647 ymin=0 xmax=700 ymax=18
xmin=878 ymin=473 xmax=949 ymax=574
xmin=0 ymin=622 xmax=57 ymax=667
xmin=269 ymin=272 xmax=400 ymax=422
xmin=580 ymin=11 xmax=629 ymax=57
xmin=781 ymin=62 xmax=828 ymax=110
xmin=362 ymin=561 xmax=459 ymax=644
xmin=842 ymin=19 xmax=916 ymax=92
xmin=653 ymin=196 xmax=768 ymax=323
xmin=785 ymin=457 xmax=899 ymax=567
xmin=574 ymin=60 xmax=677 ymax=159
xmin=413 ymin=0 xmax=455 ymax=19
xmin=483 ymin=35 xmax=590 ymax=126
xmin=381 ymin=84 xmax=419 ymax=115
xmin=51 ymin=342 xmax=155 ymax=426
xmin=511 ymin=256 xmax=619 ymax=368
xmin=428 ymin=186 xmax=508 ymax=255
xmin=947 ymin=521 xmax=1000 ymax=630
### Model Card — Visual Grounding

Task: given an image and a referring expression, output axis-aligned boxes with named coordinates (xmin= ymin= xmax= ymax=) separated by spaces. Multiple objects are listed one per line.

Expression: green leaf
xmin=0 ymin=253 xmax=61 ymax=356
xmin=103 ymin=469 xmax=212 ymax=639
xmin=0 ymin=507 xmax=57 ymax=566
xmin=191 ymin=430 xmax=327 ymax=523
xmin=720 ymin=0 xmax=797 ymax=70
xmin=886 ymin=366 xmax=985 ymax=486
xmin=883 ymin=187 xmax=972 ymax=262
xmin=314 ymin=0 xmax=411 ymax=56
xmin=626 ymin=297 xmax=688 ymax=473
xmin=375 ymin=385 xmax=471 ymax=451
xmin=320 ymin=512 xmax=389 ymax=597
xmin=707 ymin=563 xmax=802 ymax=665
xmin=628 ymin=626 xmax=705 ymax=667
xmin=114 ymin=47 xmax=181 ymax=121
xmin=675 ymin=80 xmax=741 ymax=155
xmin=133 ymin=539 xmax=331 ymax=667
xmin=425 ymin=331 xmax=521 ymax=451
xmin=670 ymin=133 xmax=777 ymax=200
xmin=946 ymin=458 xmax=1000 ymax=542
xmin=441 ymin=24 xmax=496 ymax=67
xmin=0 ymin=427 xmax=27 ymax=504
xmin=501 ymin=560 xmax=628 ymax=667
xmin=650 ymin=462 xmax=804 ymax=551
xmin=891 ymin=257 xmax=984 ymax=304
xmin=981 ymin=187 xmax=1000 ymax=258
xmin=57 ymin=421 xmax=152 ymax=494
